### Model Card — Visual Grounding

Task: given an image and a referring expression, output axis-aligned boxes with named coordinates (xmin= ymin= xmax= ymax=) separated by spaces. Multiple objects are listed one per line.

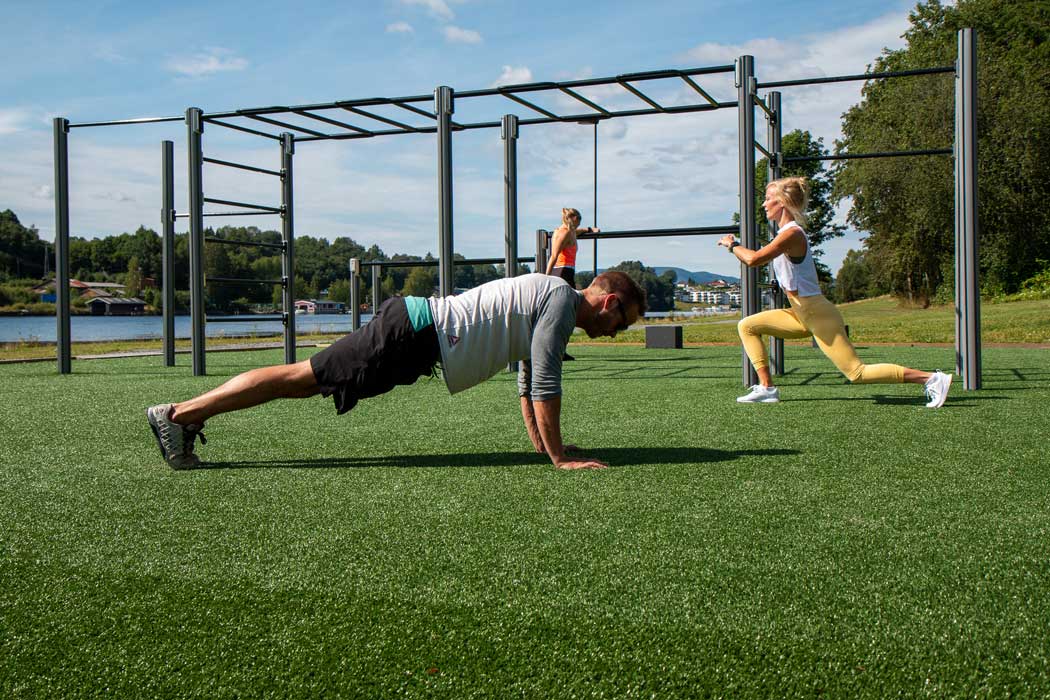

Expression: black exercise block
xmin=646 ymin=325 xmax=683 ymax=349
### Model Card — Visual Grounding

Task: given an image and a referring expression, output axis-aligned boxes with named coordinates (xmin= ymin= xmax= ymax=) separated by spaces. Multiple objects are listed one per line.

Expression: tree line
xmin=0 ymin=211 xmax=682 ymax=312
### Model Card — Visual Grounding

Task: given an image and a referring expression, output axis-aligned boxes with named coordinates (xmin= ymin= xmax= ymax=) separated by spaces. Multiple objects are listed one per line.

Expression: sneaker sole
xmin=736 ymin=397 xmax=780 ymax=403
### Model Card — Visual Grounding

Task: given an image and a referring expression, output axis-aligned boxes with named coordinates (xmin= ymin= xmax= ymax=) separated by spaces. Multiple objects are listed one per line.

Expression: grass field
xmin=2 ymin=344 xmax=1049 ymax=697
xmin=3 ymin=296 xmax=1048 ymax=362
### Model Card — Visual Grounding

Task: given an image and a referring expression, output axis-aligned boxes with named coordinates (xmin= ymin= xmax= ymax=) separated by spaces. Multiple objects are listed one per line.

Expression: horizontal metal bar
xmin=361 ymin=256 xmax=537 ymax=268
xmin=680 ymin=75 xmax=720 ymax=107
xmin=754 ymin=141 xmax=772 ymax=159
xmin=542 ymin=225 xmax=739 ymax=241
xmin=618 ymin=81 xmax=664 ymax=111
xmin=498 ymin=90 xmax=561 ymax=119
xmin=246 ymin=113 xmax=328 ymax=137
xmin=292 ymin=109 xmax=373 ymax=135
xmin=757 ymin=65 xmax=955 ymax=89
xmin=558 ymin=87 xmax=611 ymax=115
xmin=783 ymin=148 xmax=952 ymax=163
xmin=205 ymin=236 xmax=286 ymax=250
xmin=203 ymin=197 xmax=282 ymax=213
xmin=294 ymin=100 xmax=738 ymax=142
xmin=205 ymin=94 xmax=433 ymax=121
xmin=391 ymin=101 xmax=437 ymax=120
xmin=206 ymin=276 xmax=284 ymax=285
xmin=69 ymin=116 xmax=185 ymax=128
xmin=202 ymin=157 xmax=282 ymax=177
xmin=454 ymin=65 xmax=736 ymax=100
xmin=341 ymin=105 xmax=420 ymax=132
xmin=206 ymin=315 xmax=286 ymax=323
xmin=204 ymin=118 xmax=284 ymax=141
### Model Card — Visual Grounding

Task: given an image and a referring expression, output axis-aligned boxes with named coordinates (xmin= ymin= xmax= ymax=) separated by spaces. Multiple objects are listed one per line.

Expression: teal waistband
xmin=403 ymin=296 xmax=433 ymax=332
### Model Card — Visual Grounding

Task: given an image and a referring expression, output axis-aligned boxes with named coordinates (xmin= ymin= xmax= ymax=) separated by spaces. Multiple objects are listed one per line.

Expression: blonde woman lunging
xmin=718 ymin=176 xmax=952 ymax=408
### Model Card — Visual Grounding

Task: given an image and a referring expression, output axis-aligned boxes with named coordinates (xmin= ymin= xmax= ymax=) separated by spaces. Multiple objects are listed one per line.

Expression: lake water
xmin=0 ymin=314 xmax=372 ymax=343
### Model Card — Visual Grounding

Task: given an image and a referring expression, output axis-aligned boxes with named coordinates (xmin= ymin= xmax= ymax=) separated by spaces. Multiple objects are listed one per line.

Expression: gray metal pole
xmin=280 ymin=133 xmax=296 ymax=365
xmin=53 ymin=118 xmax=71 ymax=374
xmin=593 ymin=121 xmax=598 ymax=278
xmin=502 ymin=115 xmax=519 ymax=279
xmin=767 ymin=91 xmax=785 ymax=376
xmin=436 ymin=86 xmax=455 ymax=296
xmin=161 ymin=141 xmax=176 ymax=367
xmin=186 ymin=107 xmax=206 ymax=376
xmin=737 ymin=56 xmax=759 ymax=387
xmin=350 ymin=258 xmax=361 ymax=331
xmin=536 ymin=230 xmax=548 ymax=275
xmin=956 ymin=28 xmax=981 ymax=390
xmin=371 ymin=263 xmax=381 ymax=312
xmin=503 ymin=115 xmax=521 ymax=373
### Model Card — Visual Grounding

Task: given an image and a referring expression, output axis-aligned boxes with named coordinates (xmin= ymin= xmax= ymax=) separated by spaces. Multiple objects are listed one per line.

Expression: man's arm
xmin=532 ymin=396 xmax=607 ymax=470
xmin=520 ymin=395 xmax=545 ymax=453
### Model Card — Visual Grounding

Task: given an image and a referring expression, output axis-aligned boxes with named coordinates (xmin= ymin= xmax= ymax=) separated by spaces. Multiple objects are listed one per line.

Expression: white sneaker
xmin=737 ymin=385 xmax=780 ymax=403
xmin=146 ymin=404 xmax=206 ymax=469
xmin=924 ymin=371 xmax=952 ymax=408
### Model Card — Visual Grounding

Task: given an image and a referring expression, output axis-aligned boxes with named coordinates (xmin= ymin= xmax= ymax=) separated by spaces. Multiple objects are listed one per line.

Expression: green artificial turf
xmin=1 ymin=345 xmax=1048 ymax=698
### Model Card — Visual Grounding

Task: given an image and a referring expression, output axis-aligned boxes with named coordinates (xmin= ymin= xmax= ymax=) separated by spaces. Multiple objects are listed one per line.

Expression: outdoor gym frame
xmin=51 ymin=28 xmax=980 ymax=389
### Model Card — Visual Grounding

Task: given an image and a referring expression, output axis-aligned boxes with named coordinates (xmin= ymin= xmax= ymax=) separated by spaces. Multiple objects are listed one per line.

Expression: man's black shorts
xmin=310 ymin=297 xmax=440 ymax=415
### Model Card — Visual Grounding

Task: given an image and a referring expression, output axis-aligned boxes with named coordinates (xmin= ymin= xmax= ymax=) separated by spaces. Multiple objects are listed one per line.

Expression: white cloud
xmin=0 ymin=109 xmax=29 ymax=135
xmin=95 ymin=44 xmax=129 ymax=64
xmin=399 ymin=0 xmax=454 ymax=21
xmin=491 ymin=65 xmax=532 ymax=87
xmin=386 ymin=21 xmax=414 ymax=34
xmin=444 ymin=25 xmax=482 ymax=44
xmin=165 ymin=48 xmax=249 ymax=77
xmin=33 ymin=185 xmax=52 ymax=200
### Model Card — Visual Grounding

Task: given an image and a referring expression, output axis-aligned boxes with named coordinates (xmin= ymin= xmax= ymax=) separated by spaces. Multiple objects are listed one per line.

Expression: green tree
xmin=402 ymin=267 xmax=437 ymax=297
xmin=834 ymin=249 xmax=875 ymax=303
xmin=606 ymin=261 xmax=675 ymax=311
xmin=125 ymin=256 xmax=143 ymax=298
xmin=833 ymin=0 xmax=1050 ymax=303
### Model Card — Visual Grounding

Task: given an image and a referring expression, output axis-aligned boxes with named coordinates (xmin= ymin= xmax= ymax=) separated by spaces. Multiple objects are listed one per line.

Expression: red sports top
xmin=554 ymin=242 xmax=578 ymax=268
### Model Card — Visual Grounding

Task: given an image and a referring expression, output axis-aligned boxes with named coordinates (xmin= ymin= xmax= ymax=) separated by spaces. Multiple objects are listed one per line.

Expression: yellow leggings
xmin=737 ymin=294 xmax=905 ymax=384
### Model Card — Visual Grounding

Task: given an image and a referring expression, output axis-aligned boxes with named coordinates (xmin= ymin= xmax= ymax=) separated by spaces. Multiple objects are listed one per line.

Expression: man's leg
xmin=171 ymin=359 xmax=320 ymax=425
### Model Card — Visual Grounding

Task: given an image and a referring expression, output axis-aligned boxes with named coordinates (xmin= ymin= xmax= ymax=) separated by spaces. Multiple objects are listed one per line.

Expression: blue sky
xmin=1 ymin=0 xmax=920 ymax=277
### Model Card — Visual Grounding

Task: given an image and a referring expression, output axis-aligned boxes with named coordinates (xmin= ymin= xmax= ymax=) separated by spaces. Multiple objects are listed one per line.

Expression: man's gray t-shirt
xmin=427 ymin=274 xmax=581 ymax=400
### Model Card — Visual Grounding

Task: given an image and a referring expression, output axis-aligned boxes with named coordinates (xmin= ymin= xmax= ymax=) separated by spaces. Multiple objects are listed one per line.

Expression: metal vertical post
xmin=502 ymin=115 xmax=519 ymax=279
xmin=186 ymin=107 xmax=206 ymax=376
xmin=371 ymin=264 xmax=381 ymax=312
xmin=536 ymin=230 xmax=548 ymax=276
xmin=737 ymin=56 xmax=759 ymax=387
xmin=435 ymin=86 xmax=455 ymax=297
xmin=349 ymin=258 xmax=361 ymax=331
xmin=161 ymin=141 xmax=176 ymax=367
xmin=280 ymin=133 xmax=296 ymax=365
xmin=767 ymin=91 xmax=785 ymax=376
xmin=593 ymin=121 xmax=598 ymax=278
xmin=53 ymin=118 xmax=71 ymax=374
xmin=956 ymin=28 xmax=981 ymax=389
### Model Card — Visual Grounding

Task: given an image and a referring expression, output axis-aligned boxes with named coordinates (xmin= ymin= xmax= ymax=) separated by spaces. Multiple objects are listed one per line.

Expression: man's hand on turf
xmin=553 ymin=456 xmax=608 ymax=470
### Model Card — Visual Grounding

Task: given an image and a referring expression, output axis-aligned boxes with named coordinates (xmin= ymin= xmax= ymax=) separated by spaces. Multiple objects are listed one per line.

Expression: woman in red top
xmin=546 ymin=207 xmax=599 ymax=287
xmin=545 ymin=207 xmax=598 ymax=361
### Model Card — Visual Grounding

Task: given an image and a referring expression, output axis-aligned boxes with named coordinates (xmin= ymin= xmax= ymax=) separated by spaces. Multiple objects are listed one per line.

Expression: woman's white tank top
xmin=771 ymin=221 xmax=822 ymax=296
